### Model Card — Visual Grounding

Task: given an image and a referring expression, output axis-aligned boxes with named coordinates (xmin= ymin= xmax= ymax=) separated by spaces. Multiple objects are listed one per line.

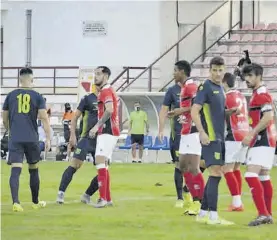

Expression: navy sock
xmin=10 ymin=167 xmax=22 ymax=204
xmin=58 ymin=166 xmax=77 ymax=192
xmin=206 ymin=176 xmax=221 ymax=211
xmin=174 ymin=168 xmax=183 ymax=200
xmin=29 ymin=168 xmax=40 ymax=204
xmin=201 ymin=177 xmax=209 ymax=211
xmin=85 ymin=175 xmax=99 ymax=196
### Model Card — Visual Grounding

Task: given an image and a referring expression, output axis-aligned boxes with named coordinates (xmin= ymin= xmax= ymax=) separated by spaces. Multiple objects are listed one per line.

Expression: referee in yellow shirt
xmin=128 ymin=102 xmax=149 ymax=163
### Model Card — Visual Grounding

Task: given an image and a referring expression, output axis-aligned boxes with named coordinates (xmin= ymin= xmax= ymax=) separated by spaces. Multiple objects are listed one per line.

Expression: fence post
xmin=53 ymin=68 xmax=56 ymax=94
xmin=148 ymin=67 xmax=152 ymax=92
xmin=202 ymin=21 xmax=207 ymax=62
xmin=229 ymin=0 xmax=233 ymax=38
xmin=239 ymin=0 xmax=243 ymax=29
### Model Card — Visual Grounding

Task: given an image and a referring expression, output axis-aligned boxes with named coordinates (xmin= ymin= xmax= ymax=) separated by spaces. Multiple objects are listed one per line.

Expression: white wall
xmin=2 ymin=1 xmax=160 ymax=71
xmin=259 ymin=0 xmax=277 ymax=24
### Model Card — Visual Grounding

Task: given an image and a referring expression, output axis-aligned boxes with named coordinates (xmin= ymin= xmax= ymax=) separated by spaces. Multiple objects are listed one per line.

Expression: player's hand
xmin=89 ymin=125 xmax=98 ymax=138
xmin=199 ymin=131 xmax=210 ymax=145
xmin=44 ymin=139 xmax=51 ymax=152
xmin=167 ymin=110 xmax=176 ymax=118
xmin=242 ymin=131 xmax=255 ymax=146
xmin=69 ymin=135 xmax=77 ymax=147
xmin=230 ymin=107 xmax=241 ymax=115
xmin=158 ymin=131 xmax=164 ymax=142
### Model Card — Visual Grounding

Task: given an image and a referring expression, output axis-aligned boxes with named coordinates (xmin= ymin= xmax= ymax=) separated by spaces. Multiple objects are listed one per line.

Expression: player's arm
xmin=159 ymin=89 xmax=172 ymax=133
xmin=2 ymin=110 xmax=9 ymax=130
xmin=169 ymin=106 xmax=191 ymax=117
xmin=70 ymin=110 xmax=82 ymax=138
xmin=128 ymin=113 xmax=133 ymax=135
xmin=95 ymin=91 xmax=114 ymax=128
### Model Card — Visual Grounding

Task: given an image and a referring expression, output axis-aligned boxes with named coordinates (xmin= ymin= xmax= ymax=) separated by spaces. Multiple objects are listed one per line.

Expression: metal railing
xmin=116 ymin=0 xmax=241 ymax=92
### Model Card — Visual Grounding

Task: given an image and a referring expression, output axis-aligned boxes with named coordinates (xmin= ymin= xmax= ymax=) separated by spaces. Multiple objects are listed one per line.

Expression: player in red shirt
xmin=89 ymin=66 xmax=120 ymax=208
xmin=241 ymin=63 xmax=276 ymax=226
xmin=222 ymin=73 xmax=249 ymax=211
xmin=168 ymin=61 xmax=204 ymax=215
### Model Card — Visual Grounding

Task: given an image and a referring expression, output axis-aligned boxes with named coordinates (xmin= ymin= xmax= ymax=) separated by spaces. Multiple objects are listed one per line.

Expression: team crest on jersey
xmin=214 ymin=152 xmax=220 ymax=160
xmin=249 ymin=117 xmax=253 ymax=125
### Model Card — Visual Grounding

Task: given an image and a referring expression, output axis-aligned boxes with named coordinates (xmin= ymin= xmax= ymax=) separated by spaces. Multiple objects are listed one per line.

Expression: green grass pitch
xmin=1 ymin=161 xmax=277 ymax=240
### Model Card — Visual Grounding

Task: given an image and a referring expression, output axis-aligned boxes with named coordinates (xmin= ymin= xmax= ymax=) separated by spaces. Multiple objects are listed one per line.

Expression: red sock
xmin=261 ymin=179 xmax=273 ymax=216
xmin=97 ymin=168 xmax=107 ymax=200
xmin=233 ymin=170 xmax=242 ymax=195
xmin=183 ymin=172 xmax=197 ymax=198
xmin=193 ymin=173 xmax=205 ymax=200
xmin=106 ymin=169 xmax=111 ymax=202
xmin=224 ymin=172 xmax=240 ymax=196
xmin=245 ymin=176 xmax=269 ymax=216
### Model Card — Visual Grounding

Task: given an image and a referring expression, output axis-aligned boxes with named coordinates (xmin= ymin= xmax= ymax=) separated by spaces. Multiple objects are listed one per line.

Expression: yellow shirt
xmin=130 ymin=110 xmax=148 ymax=134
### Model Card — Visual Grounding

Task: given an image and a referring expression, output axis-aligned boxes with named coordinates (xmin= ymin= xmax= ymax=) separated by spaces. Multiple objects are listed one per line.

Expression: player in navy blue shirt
xmin=56 ymin=86 xmax=100 ymax=204
xmin=191 ymin=57 xmax=234 ymax=225
xmin=158 ymin=61 xmax=192 ymax=209
xmin=2 ymin=68 xmax=51 ymax=212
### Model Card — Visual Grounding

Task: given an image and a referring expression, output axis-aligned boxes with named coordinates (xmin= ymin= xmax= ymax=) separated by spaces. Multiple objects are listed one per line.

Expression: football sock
xmin=245 ymin=172 xmax=269 ymax=216
xmin=174 ymin=168 xmax=184 ymax=200
xmin=224 ymin=172 xmax=241 ymax=207
xmin=193 ymin=172 xmax=205 ymax=200
xmin=200 ymin=178 xmax=209 ymax=211
xmin=85 ymin=175 xmax=99 ymax=196
xmin=29 ymin=168 xmax=40 ymax=204
xmin=10 ymin=167 xmax=22 ymax=204
xmin=97 ymin=167 xmax=107 ymax=200
xmin=106 ymin=169 xmax=111 ymax=202
xmin=233 ymin=170 xmax=242 ymax=195
xmin=206 ymin=176 xmax=221 ymax=212
xmin=184 ymin=172 xmax=196 ymax=199
xmin=260 ymin=176 xmax=273 ymax=216
xmin=58 ymin=166 xmax=77 ymax=192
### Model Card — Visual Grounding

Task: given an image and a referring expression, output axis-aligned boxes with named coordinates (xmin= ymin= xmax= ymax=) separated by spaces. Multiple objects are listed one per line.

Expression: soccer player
xmin=222 ymin=73 xmax=249 ymax=211
xmin=2 ymin=68 xmax=51 ymax=212
xmin=158 ymin=63 xmax=192 ymax=208
xmin=56 ymin=86 xmax=99 ymax=204
xmin=167 ymin=61 xmax=205 ymax=215
xmin=88 ymin=66 xmax=119 ymax=208
xmin=241 ymin=63 xmax=275 ymax=226
xmin=191 ymin=57 xmax=234 ymax=225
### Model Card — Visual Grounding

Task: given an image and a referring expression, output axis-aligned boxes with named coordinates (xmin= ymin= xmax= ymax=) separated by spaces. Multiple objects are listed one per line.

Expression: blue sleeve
xmin=2 ymin=94 xmax=9 ymax=110
xmin=37 ymin=94 xmax=46 ymax=110
xmin=163 ymin=89 xmax=172 ymax=106
xmin=193 ymin=84 xmax=209 ymax=106
xmin=77 ymin=96 xmax=87 ymax=112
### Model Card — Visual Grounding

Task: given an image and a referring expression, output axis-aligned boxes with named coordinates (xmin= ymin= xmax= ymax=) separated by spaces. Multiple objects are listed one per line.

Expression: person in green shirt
xmin=128 ymin=102 xmax=149 ymax=163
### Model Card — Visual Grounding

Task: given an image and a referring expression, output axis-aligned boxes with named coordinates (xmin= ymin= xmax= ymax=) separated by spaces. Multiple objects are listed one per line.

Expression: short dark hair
xmin=222 ymin=72 xmax=236 ymax=88
xmin=242 ymin=63 xmax=263 ymax=77
xmin=19 ymin=68 xmax=33 ymax=76
xmin=209 ymin=56 xmax=225 ymax=68
xmin=97 ymin=66 xmax=111 ymax=77
xmin=175 ymin=60 xmax=191 ymax=77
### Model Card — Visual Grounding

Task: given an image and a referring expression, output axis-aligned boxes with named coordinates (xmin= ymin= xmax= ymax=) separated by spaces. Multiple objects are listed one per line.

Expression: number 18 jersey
xmin=225 ymin=89 xmax=249 ymax=141
xmin=2 ymin=89 xmax=46 ymax=142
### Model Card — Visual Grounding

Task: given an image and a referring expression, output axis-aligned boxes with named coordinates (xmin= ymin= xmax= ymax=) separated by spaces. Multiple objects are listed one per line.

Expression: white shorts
xmin=179 ymin=133 xmax=202 ymax=156
xmin=225 ymin=141 xmax=247 ymax=164
xmin=95 ymin=134 xmax=119 ymax=159
xmin=246 ymin=146 xmax=275 ymax=170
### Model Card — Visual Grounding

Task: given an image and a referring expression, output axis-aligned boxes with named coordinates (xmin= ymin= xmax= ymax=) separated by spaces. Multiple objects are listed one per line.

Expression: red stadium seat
xmin=191 ymin=68 xmax=201 ymax=77
xmin=265 ymin=81 xmax=277 ymax=89
xmin=226 ymin=57 xmax=239 ymax=65
xmin=265 ymin=69 xmax=277 ymax=77
xmin=216 ymin=45 xmax=228 ymax=53
xmin=265 ymin=45 xmax=277 ymax=53
xmin=253 ymin=34 xmax=266 ymax=42
xmin=266 ymin=34 xmax=277 ymax=42
xmin=254 ymin=23 xmax=266 ymax=30
xmin=240 ymin=45 xmax=253 ymax=52
xmin=241 ymin=24 xmax=253 ymax=30
xmin=201 ymin=68 xmax=210 ymax=77
xmin=251 ymin=56 xmax=264 ymax=64
xmin=265 ymin=57 xmax=277 ymax=66
xmin=241 ymin=34 xmax=253 ymax=42
xmin=267 ymin=23 xmax=277 ymax=30
xmin=230 ymin=34 xmax=241 ymax=41
xmin=229 ymin=45 xmax=240 ymax=53
xmin=252 ymin=45 xmax=265 ymax=53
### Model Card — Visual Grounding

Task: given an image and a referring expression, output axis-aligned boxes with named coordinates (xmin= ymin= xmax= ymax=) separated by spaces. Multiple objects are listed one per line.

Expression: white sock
xmin=209 ymin=211 xmax=218 ymax=221
xmin=58 ymin=191 xmax=64 ymax=195
xmin=198 ymin=209 xmax=208 ymax=217
xmin=232 ymin=195 xmax=242 ymax=207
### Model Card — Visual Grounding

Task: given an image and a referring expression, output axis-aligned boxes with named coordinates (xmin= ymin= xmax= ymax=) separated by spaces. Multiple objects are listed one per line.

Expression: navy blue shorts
xmin=202 ymin=140 xmax=225 ymax=168
xmin=73 ymin=137 xmax=96 ymax=161
xmin=169 ymin=134 xmax=181 ymax=162
xmin=8 ymin=141 xmax=40 ymax=165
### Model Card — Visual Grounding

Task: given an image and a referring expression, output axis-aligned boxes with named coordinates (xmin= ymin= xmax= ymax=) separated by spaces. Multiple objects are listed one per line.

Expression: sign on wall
xmin=82 ymin=21 xmax=107 ymax=37
xmin=78 ymin=67 xmax=95 ymax=101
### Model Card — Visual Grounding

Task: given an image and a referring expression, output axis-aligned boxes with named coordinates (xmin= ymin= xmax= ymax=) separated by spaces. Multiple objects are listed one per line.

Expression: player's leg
xmin=138 ymin=135 xmax=144 ymax=163
xmin=25 ymin=142 xmax=46 ymax=209
xmin=199 ymin=141 xmax=234 ymax=225
xmin=200 ymin=159 xmax=206 ymax=173
xmin=8 ymin=142 xmax=24 ymax=212
xmin=93 ymin=134 xmax=118 ymax=208
xmin=233 ymin=162 xmax=242 ymax=195
xmin=245 ymin=147 xmax=274 ymax=226
xmin=259 ymin=169 xmax=273 ymax=218
xmin=131 ymin=134 xmax=137 ymax=163
xmin=56 ymin=138 xmax=88 ymax=204
xmin=222 ymin=141 xmax=242 ymax=211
